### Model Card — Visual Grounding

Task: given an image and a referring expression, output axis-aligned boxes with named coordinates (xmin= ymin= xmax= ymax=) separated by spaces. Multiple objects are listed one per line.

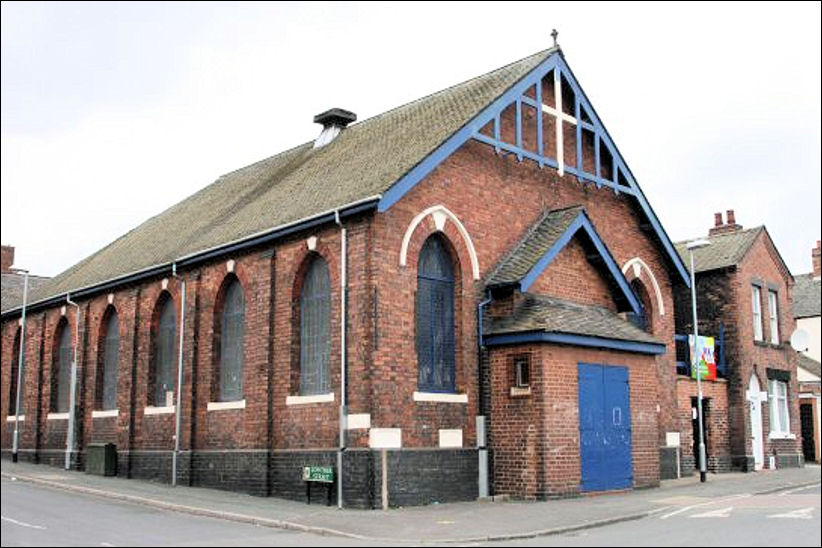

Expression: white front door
xmin=748 ymin=375 xmax=764 ymax=471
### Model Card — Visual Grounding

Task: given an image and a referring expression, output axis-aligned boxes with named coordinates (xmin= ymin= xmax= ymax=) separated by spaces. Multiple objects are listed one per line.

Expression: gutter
xmin=1 ymin=196 xmax=381 ymax=321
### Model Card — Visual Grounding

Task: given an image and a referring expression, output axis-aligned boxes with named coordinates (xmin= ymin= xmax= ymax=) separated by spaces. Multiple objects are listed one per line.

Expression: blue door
xmin=578 ymin=363 xmax=633 ymax=492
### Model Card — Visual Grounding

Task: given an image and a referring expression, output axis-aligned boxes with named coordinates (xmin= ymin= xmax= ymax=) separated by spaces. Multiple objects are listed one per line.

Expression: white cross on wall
xmin=541 ymin=70 xmax=577 ymax=176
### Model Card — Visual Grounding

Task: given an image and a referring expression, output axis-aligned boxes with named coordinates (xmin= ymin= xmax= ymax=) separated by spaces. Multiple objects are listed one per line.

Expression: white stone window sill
xmin=207 ymin=399 xmax=246 ymax=411
xmin=510 ymin=386 xmax=532 ymax=397
xmin=413 ymin=391 xmax=468 ymax=404
xmin=286 ymin=393 xmax=335 ymax=406
xmin=47 ymin=412 xmax=69 ymax=420
xmin=144 ymin=405 xmax=175 ymax=416
xmin=768 ymin=432 xmax=796 ymax=440
xmin=92 ymin=409 xmax=119 ymax=418
xmin=6 ymin=415 xmax=25 ymax=422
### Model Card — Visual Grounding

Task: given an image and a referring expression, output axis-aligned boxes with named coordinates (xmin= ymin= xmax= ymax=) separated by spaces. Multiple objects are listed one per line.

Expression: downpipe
xmin=65 ymin=293 xmax=81 ymax=470
xmin=477 ymin=290 xmax=492 ymax=498
xmin=12 ymin=271 xmax=29 ymax=462
xmin=335 ymin=209 xmax=347 ymax=509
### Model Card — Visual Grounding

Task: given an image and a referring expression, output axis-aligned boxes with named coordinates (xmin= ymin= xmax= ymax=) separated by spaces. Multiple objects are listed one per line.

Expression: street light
xmin=12 ymin=269 xmax=29 ymax=463
xmin=687 ymin=238 xmax=710 ymax=483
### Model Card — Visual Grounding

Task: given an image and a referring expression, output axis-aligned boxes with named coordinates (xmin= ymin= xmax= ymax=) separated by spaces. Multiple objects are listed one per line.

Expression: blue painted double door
xmin=578 ymin=363 xmax=633 ymax=492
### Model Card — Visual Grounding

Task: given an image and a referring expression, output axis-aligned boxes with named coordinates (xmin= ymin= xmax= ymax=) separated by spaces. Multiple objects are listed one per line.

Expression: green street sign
xmin=302 ymin=466 xmax=334 ymax=483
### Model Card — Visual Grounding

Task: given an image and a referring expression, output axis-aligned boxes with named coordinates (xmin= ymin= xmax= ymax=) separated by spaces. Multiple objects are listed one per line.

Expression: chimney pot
xmin=714 ymin=212 xmax=723 ymax=227
xmin=1 ymin=245 xmax=14 ymax=272
xmin=726 ymin=209 xmax=736 ymax=225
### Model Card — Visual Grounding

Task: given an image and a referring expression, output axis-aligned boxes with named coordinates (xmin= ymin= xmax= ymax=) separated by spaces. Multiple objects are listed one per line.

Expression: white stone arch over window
xmin=621 ymin=257 xmax=665 ymax=316
xmin=399 ymin=205 xmax=480 ymax=280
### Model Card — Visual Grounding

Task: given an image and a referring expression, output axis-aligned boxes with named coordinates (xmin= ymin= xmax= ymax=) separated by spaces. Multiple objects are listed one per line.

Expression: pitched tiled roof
xmin=675 ymin=227 xmax=763 ymax=274
xmin=793 ymin=273 xmax=821 ymax=319
xmin=20 ymin=48 xmax=558 ymax=309
xmin=485 ymin=293 xmax=661 ymax=345
xmin=1 ymin=272 xmax=50 ymax=313
xmin=798 ymin=354 xmax=821 ymax=379
xmin=486 ymin=206 xmax=584 ymax=287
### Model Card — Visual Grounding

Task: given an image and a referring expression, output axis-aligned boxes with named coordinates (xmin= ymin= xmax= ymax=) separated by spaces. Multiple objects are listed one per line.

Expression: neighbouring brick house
xmin=673 ymin=211 xmax=803 ymax=475
xmin=793 ymin=241 xmax=821 ymax=464
xmin=2 ymin=46 xmax=697 ymax=506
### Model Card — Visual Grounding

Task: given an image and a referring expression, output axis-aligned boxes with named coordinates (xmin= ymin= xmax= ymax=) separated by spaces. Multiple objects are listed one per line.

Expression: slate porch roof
xmin=8 ymin=48 xmax=557 ymax=312
xmin=798 ymin=354 xmax=821 ymax=380
xmin=793 ymin=273 xmax=821 ymax=319
xmin=485 ymin=293 xmax=662 ymax=346
xmin=486 ymin=206 xmax=583 ymax=287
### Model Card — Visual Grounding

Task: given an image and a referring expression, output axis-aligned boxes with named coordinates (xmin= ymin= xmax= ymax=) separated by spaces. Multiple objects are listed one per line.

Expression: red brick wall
xmin=676 ymin=378 xmax=731 ymax=471
xmin=529 ymin=237 xmax=617 ymax=310
xmin=489 ymin=344 xmax=659 ymax=499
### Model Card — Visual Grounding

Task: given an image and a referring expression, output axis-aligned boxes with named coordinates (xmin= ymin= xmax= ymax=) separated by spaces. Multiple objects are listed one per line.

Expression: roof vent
xmin=313 ymin=108 xmax=356 ymax=148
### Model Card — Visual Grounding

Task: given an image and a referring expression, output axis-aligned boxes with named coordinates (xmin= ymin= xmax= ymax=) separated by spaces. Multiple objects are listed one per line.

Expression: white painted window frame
xmin=752 ymin=286 xmax=763 ymax=341
xmin=768 ymin=290 xmax=780 ymax=345
xmin=768 ymin=380 xmax=792 ymax=437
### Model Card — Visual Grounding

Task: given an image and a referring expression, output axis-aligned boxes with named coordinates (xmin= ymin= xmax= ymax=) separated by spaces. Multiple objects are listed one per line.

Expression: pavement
xmin=1 ymin=460 xmax=820 ymax=544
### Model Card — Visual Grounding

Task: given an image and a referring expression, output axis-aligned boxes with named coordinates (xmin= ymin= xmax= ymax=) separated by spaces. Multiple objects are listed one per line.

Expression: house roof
xmin=675 ymin=227 xmax=764 ymax=274
xmin=486 ymin=206 xmax=584 ymax=287
xmin=13 ymin=48 xmax=556 ymax=312
xmin=798 ymin=353 xmax=821 ymax=379
xmin=1 ymin=272 xmax=50 ymax=313
xmin=485 ymin=293 xmax=662 ymax=347
xmin=793 ymin=273 xmax=821 ymax=319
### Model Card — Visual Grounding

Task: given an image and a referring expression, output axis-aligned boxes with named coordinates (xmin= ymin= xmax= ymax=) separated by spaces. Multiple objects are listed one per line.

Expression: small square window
xmin=514 ymin=355 xmax=531 ymax=389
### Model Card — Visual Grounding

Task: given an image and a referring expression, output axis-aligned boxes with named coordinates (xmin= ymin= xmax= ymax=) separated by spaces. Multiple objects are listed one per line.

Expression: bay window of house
xmin=768 ymin=290 xmax=779 ymax=345
xmin=751 ymin=285 xmax=763 ymax=341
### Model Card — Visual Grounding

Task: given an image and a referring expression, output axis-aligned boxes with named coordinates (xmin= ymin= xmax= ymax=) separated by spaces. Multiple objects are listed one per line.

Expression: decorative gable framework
xmin=486 ymin=206 xmax=643 ymax=315
xmin=378 ymin=50 xmax=690 ymax=287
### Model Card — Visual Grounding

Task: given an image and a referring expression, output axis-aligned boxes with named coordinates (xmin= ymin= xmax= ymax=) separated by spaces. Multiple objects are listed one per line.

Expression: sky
xmin=2 ymin=1 xmax=820 ymax=279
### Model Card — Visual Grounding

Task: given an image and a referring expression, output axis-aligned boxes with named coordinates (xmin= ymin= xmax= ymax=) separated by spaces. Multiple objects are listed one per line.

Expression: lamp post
xmin=687 ymin=238 xmax=711 ymax=483
xmin=12 ymin=269 xmax=29 ymax=463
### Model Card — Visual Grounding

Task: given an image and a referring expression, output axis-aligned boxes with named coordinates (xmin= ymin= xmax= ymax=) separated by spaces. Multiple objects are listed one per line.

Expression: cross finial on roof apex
xmin=551 ymin=29 xmax=559 ymax=48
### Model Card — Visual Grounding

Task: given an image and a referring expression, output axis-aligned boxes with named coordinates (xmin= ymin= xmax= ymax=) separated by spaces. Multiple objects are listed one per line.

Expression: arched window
xmin=416 ymin=234 xmax=456 ymax=393
xmin=8 ymin=328 xmax=24 ymax=415
xmin=53 ymin=322 xmax=73 ymax=413
xmin=300 ymin=256 xmax=331 ymax=395
xmin=152 ymin=296 xmax=177 ymax=407
xmin=218 ymin=278 xmax=245 ymax=401
xmin=627 ymin=278 xmax=652 ymax=333
xmin=98 ymin=309 xmax=120 ymax=410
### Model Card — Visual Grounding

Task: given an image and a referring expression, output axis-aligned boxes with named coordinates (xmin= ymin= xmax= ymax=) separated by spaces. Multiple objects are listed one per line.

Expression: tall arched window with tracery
xmin=300 ymin=256 xmax=331 ymax=395
xmin=218 ymin=278 xmax=245 ymax=402
xmin=97 ymin=308 xmax=120 ymax=410
xmin=416 ymin=234 xmax=456 ymax=393
xmin=151 ymin=295 xmax=177 ymax=407
xmin=52 ymin=321 xmax=72 ymax=413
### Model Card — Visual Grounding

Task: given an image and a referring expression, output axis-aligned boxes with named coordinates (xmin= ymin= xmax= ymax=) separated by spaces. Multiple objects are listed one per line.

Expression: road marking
xmin=660 ymin=494 xmax=751 ymax=520
xmin=768 ymin=507 xmax=815 ymax=520
xmin=689 ymin=506 xmax=733 ymax=518
xmin=1 ymin=516 xmax=47 ymax=530
xmin=777 ymin=483 xmax=820 ymax=496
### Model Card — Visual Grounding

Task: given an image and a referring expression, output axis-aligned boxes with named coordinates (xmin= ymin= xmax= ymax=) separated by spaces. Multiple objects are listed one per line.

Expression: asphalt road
xmin=491 ymin=484 xmax=822 ymax=547
xmin=2 ymin=477 xmax=820 ymax=547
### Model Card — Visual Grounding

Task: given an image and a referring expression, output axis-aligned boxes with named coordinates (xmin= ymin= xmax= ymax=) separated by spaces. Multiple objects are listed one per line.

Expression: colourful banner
xmin=689 ymin=335 xmax=717 ymax=381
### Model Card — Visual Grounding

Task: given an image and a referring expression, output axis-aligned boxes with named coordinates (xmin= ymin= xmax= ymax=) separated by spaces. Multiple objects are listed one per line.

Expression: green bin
xmin=86 ymin=443 xmax=117 ymax=476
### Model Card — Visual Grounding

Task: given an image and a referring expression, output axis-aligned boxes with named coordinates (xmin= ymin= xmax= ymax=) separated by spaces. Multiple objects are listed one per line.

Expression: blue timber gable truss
xmin=377 ymin=50 xmax=691 ymax=287
xmin=517 ymin=209 xmax=644 ymax=316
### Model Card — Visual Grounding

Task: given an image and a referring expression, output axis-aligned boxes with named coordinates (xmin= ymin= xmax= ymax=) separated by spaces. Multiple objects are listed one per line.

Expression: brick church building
xmin=2 ymin=46 xmax=792 ymax=506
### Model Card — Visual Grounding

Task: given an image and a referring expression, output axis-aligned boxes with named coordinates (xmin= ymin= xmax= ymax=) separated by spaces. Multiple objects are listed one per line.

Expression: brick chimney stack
xmin=813 ymin=239 xmax=821 ymax=279
xmin=1 ymin=245 xmax=14 ymax=272
xmin=709 ymin=209 xmax=743 ymax=237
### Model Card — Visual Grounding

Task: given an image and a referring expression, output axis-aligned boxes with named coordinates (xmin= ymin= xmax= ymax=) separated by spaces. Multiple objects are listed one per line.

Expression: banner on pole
xmin=689 ymin=335 xmax=717 ymax=381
